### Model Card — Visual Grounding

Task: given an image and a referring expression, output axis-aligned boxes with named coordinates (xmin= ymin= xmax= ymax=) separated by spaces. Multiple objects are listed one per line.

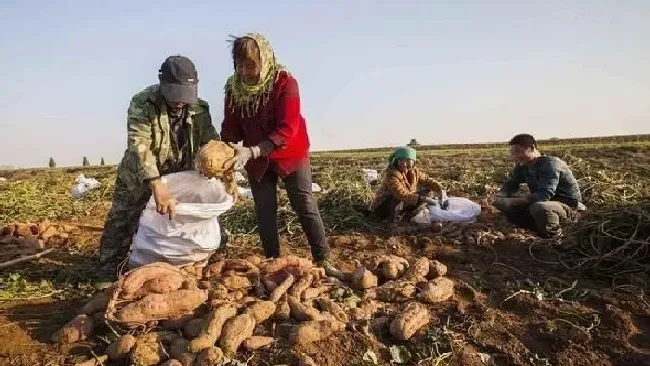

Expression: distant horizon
xmin=1 ymin=132 xmax=647 ymax=170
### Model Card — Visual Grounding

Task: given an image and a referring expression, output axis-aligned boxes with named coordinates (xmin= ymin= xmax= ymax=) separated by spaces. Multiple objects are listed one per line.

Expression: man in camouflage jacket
xmin=96 ymin=55 xmax=219 ymax=286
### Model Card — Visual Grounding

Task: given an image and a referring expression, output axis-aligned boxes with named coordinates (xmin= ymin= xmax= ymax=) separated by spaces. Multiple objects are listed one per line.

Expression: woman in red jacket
xmin=221 ymin=32 xmax=342 ymax=278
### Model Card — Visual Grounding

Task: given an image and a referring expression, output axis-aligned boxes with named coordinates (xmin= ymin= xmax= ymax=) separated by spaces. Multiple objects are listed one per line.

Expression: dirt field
xmin=1 ymin=142 xmax=649 ymax=366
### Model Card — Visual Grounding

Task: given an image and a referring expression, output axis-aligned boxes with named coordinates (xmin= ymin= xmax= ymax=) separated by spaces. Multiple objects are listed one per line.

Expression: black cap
xmin=158 ymin=55 xmax=199 ymax=104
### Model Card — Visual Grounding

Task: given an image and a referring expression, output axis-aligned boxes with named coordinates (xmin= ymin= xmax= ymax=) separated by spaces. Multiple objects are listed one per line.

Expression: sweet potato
xmin=182 ymin=277 xmax=198 ymax=290
xmin=224 ymin=259 xmax=259 ymax=273
xmin=106 ymin=334 xmax=136 ymax=360
xmin=381 ymin=261 xmax=407 ymax=280
xmin=121 ymin=262 xmax=181 ymax=295
xmin=245 ymin=301 xmax=276 ymax=324
xmin=262 ymin=255 xmax=313 ymax=274
xmin=219 ymin=313 xmax=256 ymax=355
xmin=288 ymin=296 xmax=324 ymax=321
xmin=143 ymin=273 xmax=184 ymax=293
xmin=359 ymin=300 xmax=381 ymax=319
xmin=289 ymin=319 xmax=346 ymax=345
xmin=427 ymin=260 xmax=448 ymax=278
xmin=243 ymin=336 xmax=274 ymax=351
xmin=82 ymin=289 xmax=113 ymax=315
xmin=315 ymin=298 xmax=349 ymax=323
xmin=403 ymin=257 xmax=429 ymax=281
xmin=161 ymin=360 xmax=183 ymax=366
xmin=226 ymin=290 xmax=245 ymax=302
xmin=390 ymin=302 xmax=430 ymax=340
xmin=289 ymin=274 xmax=313 ymax=298
xmin=196 ymin=346 xmax=224 ymax=366
xmin=130 ymin=331 xmax=177 ymax=366
xmin=377 ymin=281 xmax=416 ymax=302
xmin=220 ymin=275 xmax=252 ymax=290
xmin=114 ymin=289 xmax=207 ymax=324
xmin=275 ymin=295 xmax=291 ymax=320
xmin=303 ymin=286 xmax=329 ymax=301
xmin=204 ymin=261 xmax=225 ymax=278
xmin=51 ymin=314 xmax=94 ymax=344
xmin=189 ymin=305 xmax=237 ymax=353
xmin=351 ymin=266 xmax=378 ymax=290
xmin=184 ymin=318 xmax=207 ymax=339
xmin=39 ymin=225 xmax=58 ymax=241
xmin=417 ymin=277 xmax=454 ymax=303
xmin=270 ymin=274 xmax=295 ymax=302
xmin=208 ymin=284 xmax=229 ymax=301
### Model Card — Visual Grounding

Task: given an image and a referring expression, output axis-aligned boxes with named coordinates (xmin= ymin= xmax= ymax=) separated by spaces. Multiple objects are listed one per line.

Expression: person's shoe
xmin=317 ymin=259 xmax=344 ymax=280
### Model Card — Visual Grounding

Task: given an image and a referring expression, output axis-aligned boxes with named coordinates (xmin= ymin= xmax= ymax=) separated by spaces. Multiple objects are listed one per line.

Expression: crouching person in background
xmin=95 ymin=55 xmax=219 ymax=289
xmin=371 ymin=146 xmax=448 ymax=223
xmin=494 ymin=134 xmax=585 ymax=238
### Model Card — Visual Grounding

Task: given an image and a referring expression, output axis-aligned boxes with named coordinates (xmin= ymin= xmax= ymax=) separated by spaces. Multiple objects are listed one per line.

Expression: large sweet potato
xmin=121 ymin=262 xmax=181 ymax=294
xmin=275 ymin=295 xmax=291 ymax=320
xmin=402 ymin=257 xmax=429 ymax=281
xmin=189 ymin=305 xmax=237 ymax=353
xmin=302 ymin=286 xmax=330 ymax=301
xmin=245 ymin=301 xmax=276 ymax=324
xmin=224 ymin=259 xmax=259 ymax=273
xmin=106 ymin=334 xmax=136 ymax=360
xmin=219 ymin=313 xmax=256 ymax=355
xmin=417 ymin=277 xmax=454 ymax=303
xmin=51 ymin=314 xmax=94 ymax=344
xmin=262 ymin=255 xmax=312 ymax=274
xmin=143 ymin=273 xmax=184 ymax=293
xmin=270 ymin=274 xmax=295 ymax=302
xmin=288 ymin=319 xmax=346 ymax=345
xmin=314 ymin=298 xmax=349 ymax=324
xmin=289 ymin=274 xmax=313 ymax=298
xmin=288 ymin=296 xmax=324 ymax=321
xmin=114 ymin=289 xmax=207 ymax=325
xmin=389 ymin=302 xmax=430 ymax=340
xmin=130 ymin=331 xmax=177 ymax=366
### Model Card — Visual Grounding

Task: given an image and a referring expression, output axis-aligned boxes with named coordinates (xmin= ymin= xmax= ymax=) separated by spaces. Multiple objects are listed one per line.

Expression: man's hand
xmin=150 ymin=179 xmax=177 ymax=220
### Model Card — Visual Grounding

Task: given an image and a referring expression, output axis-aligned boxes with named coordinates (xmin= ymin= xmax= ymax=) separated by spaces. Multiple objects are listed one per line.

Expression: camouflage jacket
xmin=117 ymin=84 xmax=219 ymax=190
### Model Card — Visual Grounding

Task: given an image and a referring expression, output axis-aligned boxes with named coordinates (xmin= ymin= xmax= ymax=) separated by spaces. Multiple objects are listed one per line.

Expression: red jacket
xmin=221 ymin=71 xmax=310 ymax=182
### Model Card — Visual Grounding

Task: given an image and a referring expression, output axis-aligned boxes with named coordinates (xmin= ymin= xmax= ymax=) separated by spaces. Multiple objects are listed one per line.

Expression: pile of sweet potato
xmin=53 ymin=254 xmax=455 ymax=365
xmin=439 ymin=221 xmax=536 ymax=245
xmin=0 ymin=220 xmax=77 ymax=249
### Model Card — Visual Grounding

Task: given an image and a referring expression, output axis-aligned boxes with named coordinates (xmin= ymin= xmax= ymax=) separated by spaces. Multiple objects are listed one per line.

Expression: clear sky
xmin=1 ymin=1 xmax=648 ymax=168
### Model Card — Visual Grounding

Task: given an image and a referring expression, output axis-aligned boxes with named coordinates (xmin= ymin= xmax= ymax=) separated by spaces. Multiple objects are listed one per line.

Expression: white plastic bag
xmin=312 ymin=183 xmax=322 ymax=192
xmin=129 ymin=171 xmax=234 ymax=268
xmin=362 ymin=169 xmax=379 ymax=184
xmin=429 ymin=197 xmax=481 ymax=223
xmin=70 ymin=174 xmax=101 ymax=199
xmin=411 ymin=208 xmax=432 ymax=224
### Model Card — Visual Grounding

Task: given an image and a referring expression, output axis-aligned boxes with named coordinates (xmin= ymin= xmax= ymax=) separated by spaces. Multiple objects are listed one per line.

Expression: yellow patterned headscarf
xmin=225 ymin=32 xmax=287 ymax=118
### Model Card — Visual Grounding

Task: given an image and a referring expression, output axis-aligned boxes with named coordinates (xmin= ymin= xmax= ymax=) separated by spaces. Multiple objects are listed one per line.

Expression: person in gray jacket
xmin=494 ymin=134 xmax=585 ymax=238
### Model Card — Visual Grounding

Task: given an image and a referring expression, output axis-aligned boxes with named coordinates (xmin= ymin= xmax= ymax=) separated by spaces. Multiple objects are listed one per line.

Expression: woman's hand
xmin=149 ymin=179 xmax=177 ymax=220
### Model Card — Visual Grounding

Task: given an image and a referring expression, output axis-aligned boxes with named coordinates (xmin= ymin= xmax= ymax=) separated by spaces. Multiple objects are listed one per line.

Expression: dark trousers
xmin=372 ymin=189 xmax=430 ymax=223
xmin=250 ymin=163 xmax=329 ymax=262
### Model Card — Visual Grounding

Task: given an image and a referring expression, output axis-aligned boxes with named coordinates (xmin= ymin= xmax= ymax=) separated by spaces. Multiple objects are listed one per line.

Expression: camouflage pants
xmin=99 ymin=175 xmax=151 ymax=264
